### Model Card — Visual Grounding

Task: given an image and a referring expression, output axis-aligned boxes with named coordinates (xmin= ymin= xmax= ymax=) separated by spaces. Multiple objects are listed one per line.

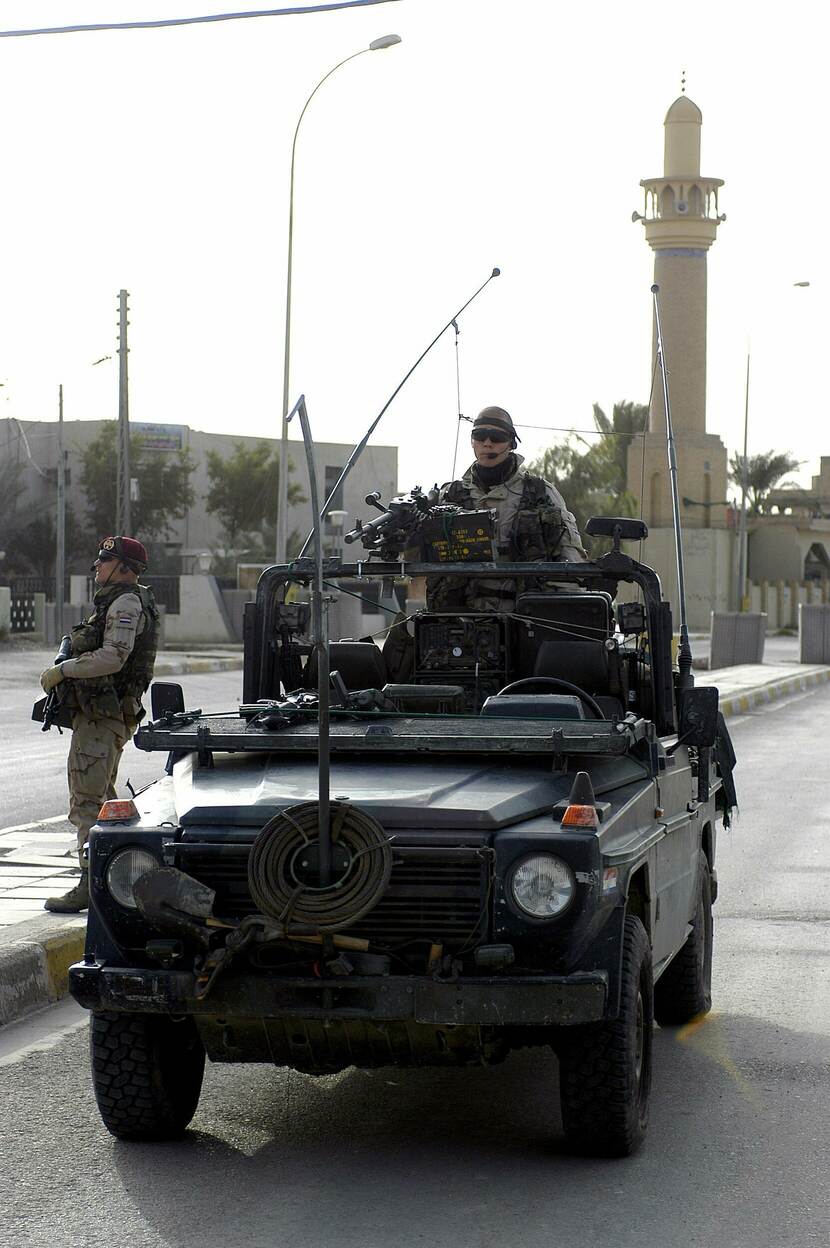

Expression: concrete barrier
xmin=799 ymin=603 xmax=830 ymax=663
xmin=709 ymin=612 xmax=766 ymax=668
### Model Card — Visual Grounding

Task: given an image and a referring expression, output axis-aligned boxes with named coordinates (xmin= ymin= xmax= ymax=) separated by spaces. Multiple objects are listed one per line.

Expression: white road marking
xmin=0 ymin=815 xmax=69 ymax=837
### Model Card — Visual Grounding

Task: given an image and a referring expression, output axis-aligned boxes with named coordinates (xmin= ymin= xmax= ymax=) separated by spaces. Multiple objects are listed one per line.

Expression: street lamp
xmin=736 ymin=281 xmax=811 ymax=608
xmin=275 ymin=33 xmax=402 ymax=565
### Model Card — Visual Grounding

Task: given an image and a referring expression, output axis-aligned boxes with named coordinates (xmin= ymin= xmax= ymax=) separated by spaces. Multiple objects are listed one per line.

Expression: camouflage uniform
xmin=427 ymin=455 xmax=587 ymax=612
xmin=60 ymin=582 xmax=159 ymax=863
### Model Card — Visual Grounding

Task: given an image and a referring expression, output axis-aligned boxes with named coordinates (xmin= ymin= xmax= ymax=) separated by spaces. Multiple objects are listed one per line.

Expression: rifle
xmin=32 ymin=634 xmax=73 ymax=732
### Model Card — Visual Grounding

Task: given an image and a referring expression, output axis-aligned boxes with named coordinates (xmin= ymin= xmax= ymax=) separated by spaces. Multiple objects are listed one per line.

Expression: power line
xmin=0 ymin=1 xmax=400 ymax=40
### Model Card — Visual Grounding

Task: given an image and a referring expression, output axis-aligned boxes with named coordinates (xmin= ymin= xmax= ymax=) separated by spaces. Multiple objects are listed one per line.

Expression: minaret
xmin=639 ymin=94 xmax=724 ymax=436
xmin=628 ymin=92 xmax=728 ymax=532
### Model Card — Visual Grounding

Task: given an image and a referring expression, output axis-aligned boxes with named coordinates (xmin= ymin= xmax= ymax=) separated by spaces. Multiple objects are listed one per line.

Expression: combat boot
xmin=44 ymin=873 xmax=89 ymax=913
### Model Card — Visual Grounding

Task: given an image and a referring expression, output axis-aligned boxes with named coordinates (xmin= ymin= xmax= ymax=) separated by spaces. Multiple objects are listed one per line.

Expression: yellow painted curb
xmin=43 ymin=928 xmax=87 ymax=1001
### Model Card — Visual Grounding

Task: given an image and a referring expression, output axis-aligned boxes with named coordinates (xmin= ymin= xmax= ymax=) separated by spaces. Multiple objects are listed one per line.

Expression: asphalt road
xmin=1 ymin=680 xmax=829 ymax=1247
xmin=0 ymin=663 xmax=243 ymax=832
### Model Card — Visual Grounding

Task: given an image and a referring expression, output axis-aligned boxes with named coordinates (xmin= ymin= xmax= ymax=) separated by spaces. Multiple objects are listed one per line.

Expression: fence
xmin=8 ymin=592 xmax=45 ymax=635
xmin=746 ymin=580 xmax=828 ymax=631
xmin=76 ymin=574 xmax=181 ymax=616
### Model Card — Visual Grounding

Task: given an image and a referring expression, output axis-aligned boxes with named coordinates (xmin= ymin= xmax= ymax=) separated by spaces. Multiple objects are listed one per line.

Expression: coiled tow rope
xmin=247 ymin=800 xmax=392 ymax=931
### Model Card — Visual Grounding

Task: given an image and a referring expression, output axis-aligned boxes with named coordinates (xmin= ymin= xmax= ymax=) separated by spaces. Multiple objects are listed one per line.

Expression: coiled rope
xmin=248 ymin=801 xmax=392 ymax=931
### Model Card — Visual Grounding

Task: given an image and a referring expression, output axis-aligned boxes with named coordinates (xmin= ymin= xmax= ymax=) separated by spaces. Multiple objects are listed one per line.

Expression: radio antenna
xmin=286 ymin=393 xmax=332 ymax=885
xmin=297 ymin=266 xmax=501 ymax=558
xmin=651 ymin=283 xmax=693 ymax=691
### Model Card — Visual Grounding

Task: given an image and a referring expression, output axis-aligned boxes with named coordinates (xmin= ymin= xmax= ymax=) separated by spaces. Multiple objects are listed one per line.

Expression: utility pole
xmin=116 ymin=289 xmax=131 ymax=533
xmin=55 ymin=384 xmax=66 ymax=638
xmin=736 ymin=352 xmax=750 ymax=611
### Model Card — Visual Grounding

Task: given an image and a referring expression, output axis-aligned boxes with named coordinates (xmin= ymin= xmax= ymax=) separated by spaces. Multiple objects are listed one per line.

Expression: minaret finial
xmin=681 ymin=69 xmax=687 ymax=94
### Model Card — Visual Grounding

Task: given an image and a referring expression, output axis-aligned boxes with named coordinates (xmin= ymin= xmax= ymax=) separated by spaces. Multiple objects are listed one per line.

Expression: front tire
xmin=90 ymin=1011 xmax=205 ymax=1141
xmin=653 ymin=860 xmax=713 ymax=1025
xmin=557 ymin=915 xmax=653 ymax=1157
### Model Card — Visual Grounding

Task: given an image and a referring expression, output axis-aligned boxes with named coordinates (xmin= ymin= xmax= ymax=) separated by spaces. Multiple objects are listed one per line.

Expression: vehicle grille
xmin=176 ymin=843 xmax=490 ymax=950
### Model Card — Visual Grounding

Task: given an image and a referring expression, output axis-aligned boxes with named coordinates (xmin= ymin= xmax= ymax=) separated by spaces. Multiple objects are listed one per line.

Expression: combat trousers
xmin=68 ymin=713 xmax=133 ymax=865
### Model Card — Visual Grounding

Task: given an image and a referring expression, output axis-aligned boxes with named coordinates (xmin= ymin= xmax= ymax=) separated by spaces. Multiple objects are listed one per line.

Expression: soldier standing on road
xmin=39 ymin=537 xmax=159 ymax=913
xmin=426 ymin=406 xmax=588 ymax=612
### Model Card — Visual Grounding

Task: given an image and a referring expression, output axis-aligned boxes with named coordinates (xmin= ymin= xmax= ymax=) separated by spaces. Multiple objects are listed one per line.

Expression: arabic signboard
xmin=133 ymin=423 xmax=185 ymax=451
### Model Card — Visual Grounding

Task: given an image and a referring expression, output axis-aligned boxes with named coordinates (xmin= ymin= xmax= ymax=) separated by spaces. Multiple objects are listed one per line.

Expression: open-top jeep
xmin=69 ymin=511 xmax=735 ymax=1157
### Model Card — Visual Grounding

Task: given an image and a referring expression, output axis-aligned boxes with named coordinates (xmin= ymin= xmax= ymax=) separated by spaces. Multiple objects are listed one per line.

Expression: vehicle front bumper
xmin=69 ymin=961 xmax=608 ymax=1026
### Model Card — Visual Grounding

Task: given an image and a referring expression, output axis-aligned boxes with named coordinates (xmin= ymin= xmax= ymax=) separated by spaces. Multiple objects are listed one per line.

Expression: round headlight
xmin=105 ymin=847 xmax=159 ymax=909
xmin=509 ymin=854 xmax=576 ymax=919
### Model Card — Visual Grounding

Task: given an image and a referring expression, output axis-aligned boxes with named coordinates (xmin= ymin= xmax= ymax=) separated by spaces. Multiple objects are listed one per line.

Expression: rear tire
xmin=90 ymin=1011 xmax=205 ymax=1141
xmin=653 ymin=860 xmax=713 ymax=1025
xmin=558 ymin=915 xmax=653 ymax=1157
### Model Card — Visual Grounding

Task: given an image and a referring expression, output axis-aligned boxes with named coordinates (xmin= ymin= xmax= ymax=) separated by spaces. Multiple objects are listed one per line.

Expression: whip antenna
xmin=297 ymin=267 xmax=501 ymax=558
xmin=651 ymin=283 xmax=693 ymax=691
xmin=286 ymin=394 xmax=332 ymax=884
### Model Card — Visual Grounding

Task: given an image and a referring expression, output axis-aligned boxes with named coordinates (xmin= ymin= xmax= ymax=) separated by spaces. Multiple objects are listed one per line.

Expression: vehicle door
xmin=650 ymin=752 xmax=700 ymax=973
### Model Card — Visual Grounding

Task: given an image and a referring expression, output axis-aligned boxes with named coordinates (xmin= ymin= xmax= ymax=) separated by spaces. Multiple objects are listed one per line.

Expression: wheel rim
xmin=634 ymin=989 xmax=644 ymax=1084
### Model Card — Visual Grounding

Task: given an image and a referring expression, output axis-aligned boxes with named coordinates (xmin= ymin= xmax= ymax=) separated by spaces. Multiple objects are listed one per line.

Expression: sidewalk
xmin=1 ymin=649 xmax=827 ymax=1027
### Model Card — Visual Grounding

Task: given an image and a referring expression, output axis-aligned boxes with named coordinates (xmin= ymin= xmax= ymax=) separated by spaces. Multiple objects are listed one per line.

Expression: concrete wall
xmin=620 ymin=527 xmax=734 ymax=631
xmin=163 ymin=576 xmax=234 ymax=644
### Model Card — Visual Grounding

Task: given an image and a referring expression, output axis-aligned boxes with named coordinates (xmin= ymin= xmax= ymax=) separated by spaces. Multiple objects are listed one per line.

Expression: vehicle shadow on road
xmin=107 ymin=1011 xmax=830 ymax=1248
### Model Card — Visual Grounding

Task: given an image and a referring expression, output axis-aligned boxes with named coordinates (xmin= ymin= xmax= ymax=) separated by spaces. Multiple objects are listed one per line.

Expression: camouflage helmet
xmin=472 ymin=406 xmax=521 ymax=446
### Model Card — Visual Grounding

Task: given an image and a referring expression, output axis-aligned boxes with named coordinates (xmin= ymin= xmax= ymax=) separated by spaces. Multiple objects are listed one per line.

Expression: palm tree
xmin=728 ymin=450 xmax=802 ymax=515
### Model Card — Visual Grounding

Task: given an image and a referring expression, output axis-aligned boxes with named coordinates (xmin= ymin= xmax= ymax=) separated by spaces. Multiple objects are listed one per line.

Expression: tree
xmin=80 ymin=423 xmax=196 ymax=542
xmin=529 ymin=401 xmax=646 ymax=542
xmin=728 ymin=450 xmax=802 ymax=515
xmin=205 ymin=441 xmax=305 ymax=553
xmin=8 ymin=507 xmax=87 ymax=578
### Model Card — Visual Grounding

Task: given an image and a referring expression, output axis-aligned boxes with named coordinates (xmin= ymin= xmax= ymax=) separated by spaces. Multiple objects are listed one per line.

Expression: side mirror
xmin=678 ymin=687 xmax=719 ymax=748
xmin=586 ymin=516 xmax=648 ymax=542
xmin=151 ymin=681 xmax=185 ymax=721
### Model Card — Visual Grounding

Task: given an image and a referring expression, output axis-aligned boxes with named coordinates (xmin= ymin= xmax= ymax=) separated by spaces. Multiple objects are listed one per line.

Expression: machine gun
xmin=344 ymin=488 xmax=496 ymax=562
xmin=32 ymin=633 xmax=73 ymax=732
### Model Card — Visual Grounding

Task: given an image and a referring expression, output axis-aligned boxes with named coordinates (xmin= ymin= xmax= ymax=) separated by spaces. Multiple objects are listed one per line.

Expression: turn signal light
xmin=97 ymin=799 xmax=139 ymax=822
xmin=561 ymin=803 xmax=599 ymax=829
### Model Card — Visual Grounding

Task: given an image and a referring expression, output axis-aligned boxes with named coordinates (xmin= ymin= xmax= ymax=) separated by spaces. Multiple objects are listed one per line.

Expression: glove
xmin=40 ymin=664 xmax=65 ymax=693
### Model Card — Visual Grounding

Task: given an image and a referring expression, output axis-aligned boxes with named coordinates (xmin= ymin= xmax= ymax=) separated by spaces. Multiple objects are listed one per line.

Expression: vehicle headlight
xmin=508 ymin=854 xmax=576 ymax=919
xmin=105 ymin=847 xmax=159 ymax=909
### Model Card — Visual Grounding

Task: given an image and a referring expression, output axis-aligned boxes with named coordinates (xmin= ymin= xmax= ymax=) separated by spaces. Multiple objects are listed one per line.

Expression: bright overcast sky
xmin=0 ymin=0 xmax=825 ymax=496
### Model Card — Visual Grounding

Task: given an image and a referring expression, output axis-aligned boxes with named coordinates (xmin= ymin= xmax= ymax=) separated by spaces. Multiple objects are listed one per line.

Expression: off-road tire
xmin=653 ymin=859 xmax=713 ymax=1025
xmin=557 ymin=915 xmax=653 ymax=1157
xmin=90 ymin=1011 xmax=205 ymax=1141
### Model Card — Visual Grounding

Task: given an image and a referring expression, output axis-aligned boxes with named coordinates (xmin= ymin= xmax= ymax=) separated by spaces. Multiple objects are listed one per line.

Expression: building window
xmin=324 ymin=466 xmax=344 ymax=528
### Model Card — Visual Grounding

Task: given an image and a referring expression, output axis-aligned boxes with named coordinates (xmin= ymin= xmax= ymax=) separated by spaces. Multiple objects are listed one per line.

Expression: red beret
xmin=98 ymin=536 xmax=149 ymax=568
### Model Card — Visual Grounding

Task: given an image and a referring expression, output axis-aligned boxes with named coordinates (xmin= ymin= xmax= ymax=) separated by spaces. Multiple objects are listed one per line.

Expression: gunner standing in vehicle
xmin=427 ymin=406 xmax=587 ymax=611
xmin=39 ymin=537 xmax=159 ymax=913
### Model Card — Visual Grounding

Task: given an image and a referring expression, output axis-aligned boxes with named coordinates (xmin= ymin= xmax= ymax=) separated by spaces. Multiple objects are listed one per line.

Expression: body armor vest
xmin=69 ymin=583 xmax=159 ymax=721
xmin=442 ymin=472 xmax=566 ymax=561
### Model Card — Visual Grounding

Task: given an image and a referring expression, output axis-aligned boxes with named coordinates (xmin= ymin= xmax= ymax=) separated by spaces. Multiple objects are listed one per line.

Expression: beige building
xmin=746 ymin=458 xmax=830 ymax=585
xmin=0 ymin=418 xmax=397 ymax=573
xmin=626 ymin=94 xmax=734 ymax=629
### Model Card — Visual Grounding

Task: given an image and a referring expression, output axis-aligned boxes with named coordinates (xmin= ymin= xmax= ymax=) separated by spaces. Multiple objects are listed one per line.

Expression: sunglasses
xmin=95 ymin=553 xmax=117 ymax=564
xmin=472 ymin=428 xmax=509 ymax=444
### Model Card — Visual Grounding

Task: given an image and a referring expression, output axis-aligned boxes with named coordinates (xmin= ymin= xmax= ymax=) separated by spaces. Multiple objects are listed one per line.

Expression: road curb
xmin=719 ymin=667 xmax=830 ymax=717
xmin=0 ymin=916 xmax=86 ymax=1028
xmin=153 ymin=655 xmax=243 ymax=676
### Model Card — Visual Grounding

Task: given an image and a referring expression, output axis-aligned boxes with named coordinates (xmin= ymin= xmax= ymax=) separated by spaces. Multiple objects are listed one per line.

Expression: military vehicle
xmin=68 ymin=290 xmax=736 ymax=1157
xmin=69 ymin=491 xmax=735 ymax=1157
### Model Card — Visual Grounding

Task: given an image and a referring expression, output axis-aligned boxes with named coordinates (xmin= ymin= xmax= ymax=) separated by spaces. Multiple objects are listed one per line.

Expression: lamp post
xmin=736 ymin=281 xmax=810 ymax=610
xmin=275 ymin=33 xmax=402 ymax=565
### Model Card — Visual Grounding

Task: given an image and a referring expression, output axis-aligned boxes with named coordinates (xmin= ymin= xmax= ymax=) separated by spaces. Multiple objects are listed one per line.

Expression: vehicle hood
xmin=169 ymin=752 xmax=647 ymax=832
